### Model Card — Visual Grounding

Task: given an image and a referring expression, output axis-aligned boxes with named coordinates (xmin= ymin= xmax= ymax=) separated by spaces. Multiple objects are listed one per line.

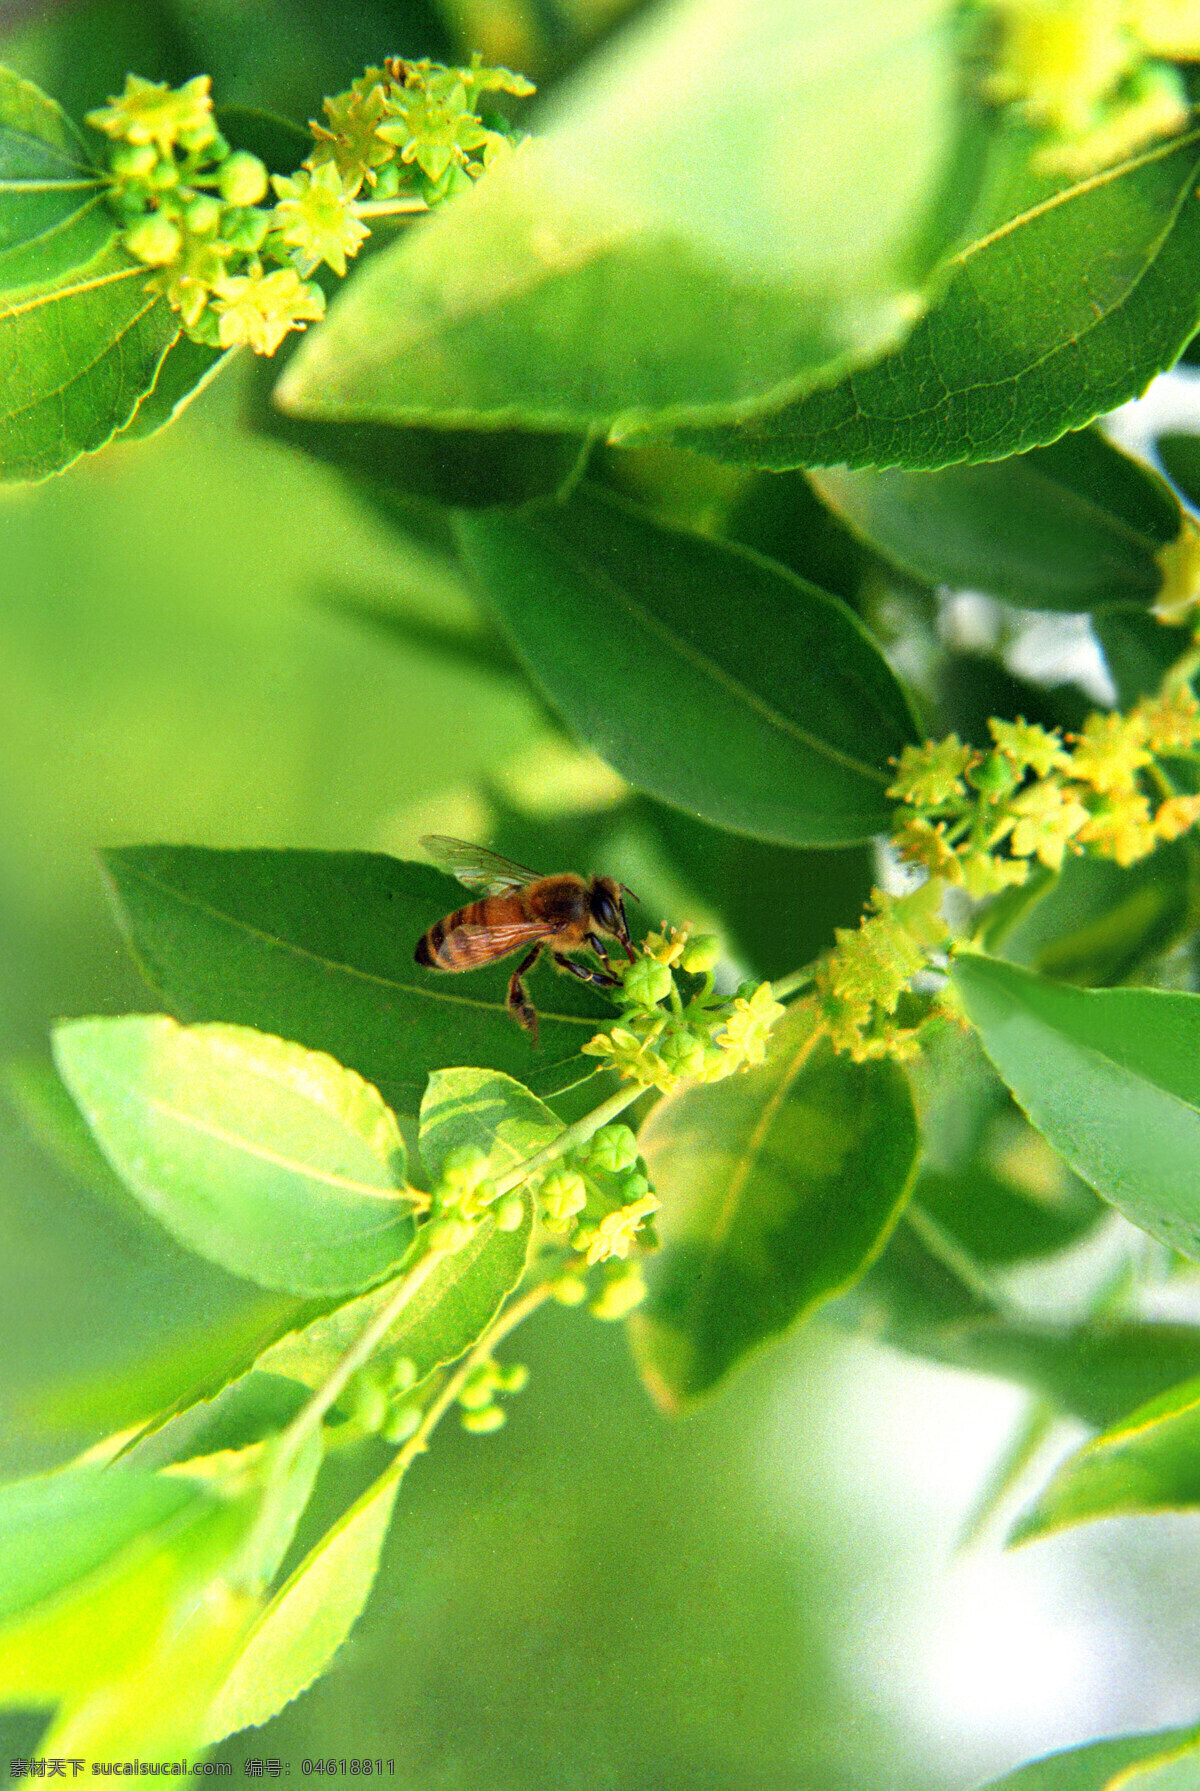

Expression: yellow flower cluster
xmin=582 ymin=928 xmax=785 ymax=1093
xmin=91 ymin=58 xmax=533 ymax=353
xmin=984 ymin=0 xmax=1200 ymax=176
xmin=820 ymin=678 xmax=1200 ymax=1061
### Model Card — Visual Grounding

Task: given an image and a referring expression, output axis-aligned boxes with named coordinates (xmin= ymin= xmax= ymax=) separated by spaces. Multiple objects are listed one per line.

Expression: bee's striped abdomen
xmin=415 ymin=897 xmax=497 ymax=970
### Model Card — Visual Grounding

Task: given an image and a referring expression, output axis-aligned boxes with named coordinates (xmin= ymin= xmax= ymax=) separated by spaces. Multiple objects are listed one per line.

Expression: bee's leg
xmin=507 ymin=945 xmax=542 ymax=1042
xmin=586 ymin=931 xmax=612 ymax=968
xmin=554 ymin=951 xmax=621 ymax=989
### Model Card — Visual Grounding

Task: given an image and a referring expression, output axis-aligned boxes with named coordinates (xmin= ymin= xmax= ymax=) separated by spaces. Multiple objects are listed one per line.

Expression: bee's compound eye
xmin=594 ymin=890 xmax=618 ymax=931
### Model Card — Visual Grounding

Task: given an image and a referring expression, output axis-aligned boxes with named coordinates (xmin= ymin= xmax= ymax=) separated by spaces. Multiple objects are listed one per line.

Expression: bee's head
xmin=591 ymin=875 xmax=637 ymax=960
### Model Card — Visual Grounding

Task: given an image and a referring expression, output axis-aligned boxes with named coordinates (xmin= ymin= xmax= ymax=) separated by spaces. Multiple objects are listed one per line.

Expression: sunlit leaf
xmin=971 ymin=1726 xmax=1200 ymax=1790
xmin=685 ymin=129 xmax=1200 ymax=469
xmin=204 ymin=1454 xmax=403 ymax=1744
xmin=276 ymin=0 xmax=983 ymax=435
xmin=0 ymin=1466 xmax=261 ymax=1754
xmin=0 ymin=240 xmax=178 ymax=482
xmin=1012 ymin=1375 xmax=1200 ymax=1543
xmin=260 ymin=1200 xmax=532 ymax=1391
xmin=952 ymin=954 xmax=1200 ymax=1260
xmin=101 ymin=846 xmax=615 ymax=1121
xmin=52 ymin=1016 xmax=420 ymax=1295
xmin=632 ymin=1003 xmax=918 ymax=1408
xmin=458 ymin=486 xmax=917 ymax=846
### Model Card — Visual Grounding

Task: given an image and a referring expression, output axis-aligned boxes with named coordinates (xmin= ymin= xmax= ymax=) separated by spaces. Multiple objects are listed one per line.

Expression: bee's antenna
xmin=619 ymin=884 xmax=640 ymax=905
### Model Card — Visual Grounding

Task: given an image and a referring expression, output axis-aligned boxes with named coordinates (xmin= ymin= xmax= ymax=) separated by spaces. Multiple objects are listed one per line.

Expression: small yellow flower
xmin=959 ymin=852 xmax=1032 ymax=899
xmin=211 ymin=265 xmax=325 ymax=355
xmin=988 ymin=716 xmax=1071 ymax=779
xmin=887 ymin=736 xmax=977 ymax=808
xmin=717 ymin=982 xmax=786 ymax=1067
xmin=985 ymin=0 xmax=1137 ymax=135
xmin=1154 ymin=794 xmax=1200 ymax=841
xmin=308 ymin=80 xmax=395 ymax=191
xmin=271 ymin=162 xmax=370 ymax=277
xmin=1069 ymin=711 xmax=1152 ymax=796
xmin=1136 ymin=684 xmax=1200 ymax=754
xmin=1007 ymin=780 xmax=1091 ymax=868
xmin=1131 ymin=0 xmax=1200 ymax=57
xmin=87 ymin=74 xmax=215 ymax=156
xmin=581 ymin=1194 xmax=660 ymax=1266
xmin=1077 ymin=791 xmax=1158 ymax=865
xmin=894 ymin=816 xmax=964 ymax=882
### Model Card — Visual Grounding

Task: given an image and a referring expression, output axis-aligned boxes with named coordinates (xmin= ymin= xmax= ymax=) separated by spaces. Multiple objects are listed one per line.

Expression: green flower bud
xmin=111 ymin=142 xmax=160 ymax=182
xmin=373 ymin=161 xmax=402 ymax=197
xmin=388 ymin=1355 xmax=418 ymax=1393
xmin=967 ymin=751 xmax=1020 ymax=798
xmin=617 ymin=1169 xmax=650 ymax=1203
xmin=218 ymin=150 xmax=269 ymax=206
xmin=221 ymin=206 xmax=271 ymax=252
xmin=427 ymin=1216 xmax=478 ymax=1254
xmin=680 ymin=934 xmax=721 ymax=975
xmin=124 ymin=213 xmax=183 ymax=265
xmin=182 ymin=193 xmax=222 ymax=235
xmin=495 ymin=1195 xmax=526 ymax=1232
xmin=583 ymin=1124 xmax=639 ymax=1175
xmin=551 ymin=1273 xmax=588 ymax=1306
xmin=540 ymin=1169 xmax=587 ymax=1226
xmin=381 ymin=1401 xmax=422 ymax=1445
xmin=658 ymin=1028 xmax=706 ymax=1078
xmin=344 ymin=1371 xmax=388 ymax=1433
xmin=495 ymin=1361 xmax=529 ymax=1394
xmin=147 ymin=158 xmax=180 ymax=190
xmin=623 ymin=958 xmax=674 ymax=1008
xmin=461 ymin=1403 xmax=506 ymax=1434
xmin=442 ymin=1143 xmax=491 ymax=1187
xmin=590 ymin=1267 xmax=647 ymax=1321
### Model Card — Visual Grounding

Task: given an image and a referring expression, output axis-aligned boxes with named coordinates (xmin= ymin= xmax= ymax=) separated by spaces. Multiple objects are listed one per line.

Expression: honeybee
xmin=414 ymin=836 xmax=637 ymax=1041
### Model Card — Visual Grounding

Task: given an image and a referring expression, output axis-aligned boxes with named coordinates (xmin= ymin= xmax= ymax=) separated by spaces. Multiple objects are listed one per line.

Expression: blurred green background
xmin=5 ymin=2 xmax=1200 ymax=1785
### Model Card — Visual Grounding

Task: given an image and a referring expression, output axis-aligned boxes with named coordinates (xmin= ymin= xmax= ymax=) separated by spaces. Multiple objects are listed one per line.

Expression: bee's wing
xmin=420 ymin=835 xmax=539 ymax=894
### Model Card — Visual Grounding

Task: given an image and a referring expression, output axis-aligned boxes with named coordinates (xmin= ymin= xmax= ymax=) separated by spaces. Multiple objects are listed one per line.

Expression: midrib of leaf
xmin=134 ymin=1089 xmax=411 ymax=1222
xmin=0 ymin=257 xmax=145 ymax=323
xmin=0 ymin=177 xmax=104 ymax=192
xmin=956 ymin=125 xmax=1200 ymax=267
xmin=521 ymin=514 xmax=895 ymax=785
xmin=108 ymin=859 xmax=604 ymax=1030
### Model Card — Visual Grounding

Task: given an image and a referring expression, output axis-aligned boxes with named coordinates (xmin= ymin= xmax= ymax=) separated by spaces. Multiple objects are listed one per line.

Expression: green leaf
xmin=913 ymin=1166 xmax=1099 ymax=1266
xmin=0 ymin=1466 xmax=262 ymax=1754
xmin=2 ymin=1054 xmax=321 ymax=1438
xmin=457 ymin=486 xmax=917 ymax=847
xmin=260 ymin=1199 xmax=533 ymax=1392
xmin=1156 ymin=432 xmax=1200 ymax=510
xmin=920 ymin=1316 xmax=1200 ymax=1431
xmin=100 ymin=846 xmax=614 ymax=1122
xmin=996 ymin=841 xmax=1194 ymax=988
xmin=52 ymin=1015 xmax=420 ymax=1295
xmin=631 ymin=1003 xmax=918 ymax=1408
xmin=1012 ymin=1375 xmax=1200 ymax=1543
xmin=1092 ymin=608 xmax=1194 ymax=708
xmin=0 ymin=240 xmax=179 ymax=482
xmin=808 ymin=430 xmax=1181 ymax=611
xmin=203 ymin=1454 xmax=403 ymax=1745
xmin=275 ymin=0 xmax=982 ymax=436
xmin=118 ymin=335 xmax=230 ymax=444
xmin=971 ymin=1728 xmax=1200 ymax=1791
xmin=684 ymin=129 xmax=1200 ymax=470
xmin=951 ymin=954 xmax=1200 ymax=1261
xmin=255 ymin=399 xmax=588 ymax=510
xmin=0 ymin=64 xmax=110 ymax=290
xmin=419 ymin=1064 xmax=564 ymax=1183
